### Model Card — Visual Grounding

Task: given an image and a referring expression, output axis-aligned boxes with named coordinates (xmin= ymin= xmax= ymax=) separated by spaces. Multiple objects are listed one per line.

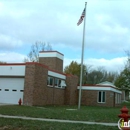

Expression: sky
xmin=0 ymin=0 xmax=129 ymax=73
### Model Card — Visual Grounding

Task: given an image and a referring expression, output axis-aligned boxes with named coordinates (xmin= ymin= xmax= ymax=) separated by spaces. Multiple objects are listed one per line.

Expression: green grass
xmin=0 ymin=102 xmax=129 ymax=123
xmin=1 ymin=103 xmax=129 ymax=130
xmin=0 ymin=117 xmax=118 ymax=130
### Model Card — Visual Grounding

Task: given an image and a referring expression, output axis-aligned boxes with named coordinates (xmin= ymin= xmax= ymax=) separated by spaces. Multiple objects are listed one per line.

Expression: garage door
xmin=0 ymin=78 xmax=24 ymax=104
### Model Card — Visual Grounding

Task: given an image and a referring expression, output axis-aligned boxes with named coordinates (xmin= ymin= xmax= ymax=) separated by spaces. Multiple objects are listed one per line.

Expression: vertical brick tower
xmin=39 ymin=51 xmax=64 ymax=73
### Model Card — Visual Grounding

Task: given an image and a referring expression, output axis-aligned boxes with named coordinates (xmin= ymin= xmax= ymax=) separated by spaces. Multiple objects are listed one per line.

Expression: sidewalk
xmin=0 ymin=114 xmax=117 ymax=126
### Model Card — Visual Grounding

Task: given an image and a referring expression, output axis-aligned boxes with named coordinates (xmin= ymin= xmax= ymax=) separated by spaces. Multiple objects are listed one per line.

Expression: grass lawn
xmin=0 ymin=102 xmax=129 ymax=123
xmin=0 ymin=117 xmax=119 ymax=130
xmin=1 ymin=103 xmax=129 ymax=130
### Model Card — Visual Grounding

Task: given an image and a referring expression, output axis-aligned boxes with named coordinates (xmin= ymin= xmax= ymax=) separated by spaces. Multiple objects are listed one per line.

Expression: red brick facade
xmin=39 ymin=57 xmax=63 ymax=73
xmin=23 ymin=63 xmax=48 ymax=106
xmin=23 ymin=62 xmax=78 ymax=106
xmin=1 ymin=51 xmax=122 ymax=107
xmin=81 ymin=90 xmax=121 ymax=107
xmin=65 ymin=75 xmax=78 ymax=105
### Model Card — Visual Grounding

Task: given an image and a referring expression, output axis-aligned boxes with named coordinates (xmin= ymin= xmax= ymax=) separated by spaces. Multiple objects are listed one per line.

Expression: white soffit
xmin=48 ymin=71 xmax=66 ymax=79
xmin=39 ymin=52 xmax=63 ymax=60
xmin=77 ymin=86 xmax=122 ymax=94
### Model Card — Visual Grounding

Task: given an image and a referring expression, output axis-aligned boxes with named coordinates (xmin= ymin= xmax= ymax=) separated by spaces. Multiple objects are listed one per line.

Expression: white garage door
xmin=0 ymin=78 xmax=24 ymax=104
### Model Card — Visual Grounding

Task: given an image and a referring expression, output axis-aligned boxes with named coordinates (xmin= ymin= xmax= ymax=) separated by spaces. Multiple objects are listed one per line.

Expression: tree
xmin=115 ymin=51 xmax=130 ymax=89
xmin=24 ymin=41 xmax=52 ymax=62
xmin=86 ymin=66 xmax=110 ymax=84
xmin=106 ymin=72 xmax=118 ymax=83
xmin=64 ymin=61 xmax=88 ymax=84
xmin=115 ymin=68 xmax=130 ymax=88
xmin=0 ymin=61 xmax=6 ymax=64
xmin=64 ymin=61 xmax=119 ymax=85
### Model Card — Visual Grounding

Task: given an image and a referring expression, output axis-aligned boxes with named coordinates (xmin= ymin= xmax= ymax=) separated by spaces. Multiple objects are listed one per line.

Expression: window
xmin=98 ymin=91 xmax=105 ymax=103
xmin=12 ymin=89 xmax=17 ymax=92
xmin=115 ymin=93 xmax=121 ymax=104
xmin=58 ymin=79 xmax=61 ymax=87
xmin=54 ymin=78 xmax=66 ymax=88
xmin=47 ymin=76 xmax=54 ymax=87
xmin=54 ymin=78 xmax=61 ymax=88
xmin=5 ymin=89 xmax=9 ymax=91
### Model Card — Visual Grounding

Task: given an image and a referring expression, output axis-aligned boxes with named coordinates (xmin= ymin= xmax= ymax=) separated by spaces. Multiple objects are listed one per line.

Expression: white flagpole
xmin=78 ymin=2 xmax=87 ymax=110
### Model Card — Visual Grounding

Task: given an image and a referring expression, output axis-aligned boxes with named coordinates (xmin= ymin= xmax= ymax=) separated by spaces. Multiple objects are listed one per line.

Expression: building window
xmin=98 ymin=91 xmax=105 ymax=103
xmin=115 ymin=93 xmax=121 ymax=104
xmin=54 ymin=78 xmax=62 ymax=88
xmin=47 ymin=76 xmax=54 ymax=87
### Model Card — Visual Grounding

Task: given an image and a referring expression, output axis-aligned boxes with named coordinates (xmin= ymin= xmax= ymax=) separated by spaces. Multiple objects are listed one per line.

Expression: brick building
xmin=78 ymin=81 xmax=122 ymax=107
xmin=0 ymin=51 xmax=122 ymax=107
xmin=0 ymin=51 xmax=78 ymax=106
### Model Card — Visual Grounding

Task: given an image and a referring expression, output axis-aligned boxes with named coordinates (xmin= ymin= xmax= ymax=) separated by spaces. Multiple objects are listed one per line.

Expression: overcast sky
xmin=0 ymin=0 xmax=129 ymax=73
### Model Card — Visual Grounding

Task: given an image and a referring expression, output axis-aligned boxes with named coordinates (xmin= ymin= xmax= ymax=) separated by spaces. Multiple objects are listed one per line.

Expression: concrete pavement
xmin=0 ymin=103 xmax=14 ymax=106
xmin=0 ymin=114 xmax=117 ymax=126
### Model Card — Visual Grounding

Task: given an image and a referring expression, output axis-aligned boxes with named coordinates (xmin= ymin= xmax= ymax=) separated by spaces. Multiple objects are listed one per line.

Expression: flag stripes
xmin=77 ymin=8 xmax=85 ymax=26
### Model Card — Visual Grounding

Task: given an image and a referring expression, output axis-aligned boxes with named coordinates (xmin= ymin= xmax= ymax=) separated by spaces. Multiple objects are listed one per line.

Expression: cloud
xmin=0 ymin=50 xmax=127 ymax=73
xmin=0 ymin=52 xmax=26 ymax=63
xmin=64 ymin=56 xmax=127 ymax=73
xmin=0 ymin=0 xmax=129 ymax=65
xmin=0 ymin=34 xmax=23 ymax=50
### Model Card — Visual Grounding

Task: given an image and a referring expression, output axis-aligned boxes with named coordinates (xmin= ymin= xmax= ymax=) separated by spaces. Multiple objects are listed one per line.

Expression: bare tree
xmin=24 ymin=41 xmax=52 ymax=62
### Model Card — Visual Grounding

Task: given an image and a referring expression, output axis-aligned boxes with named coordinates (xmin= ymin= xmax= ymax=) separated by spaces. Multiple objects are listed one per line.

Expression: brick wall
xmin=46 ymin=87 xmax=65 ymax=105
xmin=39 ymin=57 xmax=63 ymax=73
xmin=65 ymin=75 xmax=78 ymax=105
xmin=23 ymin=63 xmax=48 ymax=106
xmin=33 ymin=63 xmax=48 ymax=106
xmin=53 ymin=88 xmax=65 ymax=105
xmin=81 ymin=90 xmax=117 ymax=107
xmin=23 ymin=63 xmax=35 ymax=105
xmin=46 ymin=87 xmax=54 ymax=105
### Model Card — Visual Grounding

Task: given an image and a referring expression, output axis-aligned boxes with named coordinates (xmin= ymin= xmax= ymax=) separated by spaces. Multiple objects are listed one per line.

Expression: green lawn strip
xmin=0 ymin=105 xmax=122 ymax=123
xmin=0 ymin=117 xmax=119 ymax=130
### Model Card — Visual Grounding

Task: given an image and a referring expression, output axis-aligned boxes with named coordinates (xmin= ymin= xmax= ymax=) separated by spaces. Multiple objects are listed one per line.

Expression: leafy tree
xmin=64 ymin=61 xmax=88 ymax=84
xmin=115 ymin=68 xmax=130 ymax=88
xmin=64 ymin=61 xmax=119 ymax=85
xmin=115 ymin=51 xmax=130 ymax=89
xmin=24 ymin=41 xmax=52 ymax=62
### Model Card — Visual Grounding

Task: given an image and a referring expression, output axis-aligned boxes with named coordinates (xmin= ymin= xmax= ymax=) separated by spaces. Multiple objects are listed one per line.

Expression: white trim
xmin=47 ymin=85 xmax=53 ymax=88
xmin=77 ymin=86 xmax=122 ymax=94
xmin=39 ymin=52 xmax=63 ymax=60
xmin=48 ymin=71 xmax=66 ymax=79
xmin=55 ymin=86 xmax=65 ymax=89
xmin=97 ymin=91 xmax=106 ymax=103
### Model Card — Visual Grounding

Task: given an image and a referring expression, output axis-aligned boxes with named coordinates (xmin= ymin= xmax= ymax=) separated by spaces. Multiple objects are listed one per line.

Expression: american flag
xmin=77 ymin=8 xmax=85 ymax=26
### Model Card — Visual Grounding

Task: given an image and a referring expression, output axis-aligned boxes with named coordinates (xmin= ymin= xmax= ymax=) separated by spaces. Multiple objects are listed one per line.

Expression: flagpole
xmin=78 ymin=2 xmax=87 ymax=110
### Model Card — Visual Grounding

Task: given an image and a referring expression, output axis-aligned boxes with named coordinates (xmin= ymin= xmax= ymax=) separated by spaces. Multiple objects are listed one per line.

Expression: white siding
xmin=39 ymin=52 xmax=63 ymax=60
xmin=77 ymin=86 xmax=122 ymax=94
xmin=0 ymin=65 xmax=25 ymax=76
xmin=48 ymin=71 xmax=66 ymax=79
